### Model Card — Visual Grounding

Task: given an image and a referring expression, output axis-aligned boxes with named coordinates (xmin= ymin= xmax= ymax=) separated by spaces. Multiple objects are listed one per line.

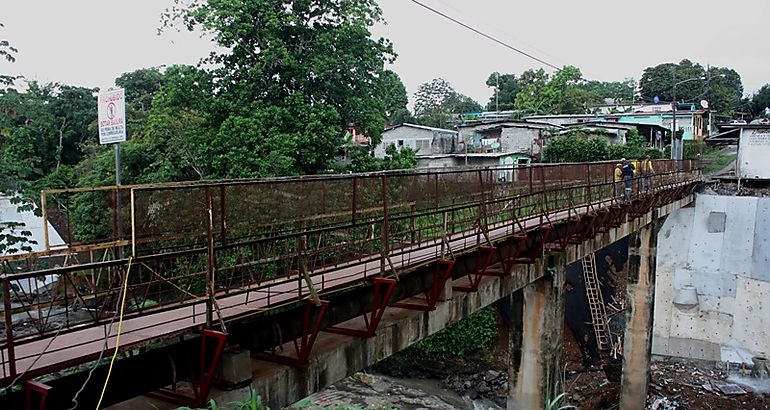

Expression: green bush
xmin=406 ymin=307 xmax=498 ymax=360
xmin=544 ymin=129 xmax=664 ymax=163
xmin=542 ymin=133 xmax=609 ymax=163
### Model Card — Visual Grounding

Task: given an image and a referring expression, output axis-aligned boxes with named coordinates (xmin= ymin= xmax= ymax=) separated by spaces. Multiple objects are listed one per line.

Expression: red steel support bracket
xmin=150 ymin=329 xmax=228 ymax=408
xmin=500 ymin=235 xmax=527 ymax=274
xmin=547 ymin=217 xmax=581 ymax=252
xmin=24 ymin=380 xmax=51 ymax=410
xmin=390 ymin=260 xmax=454 ymax=311
xmin=326 ymin=277 xmax=397 ymax=338
xmin=255 ymin=299 xmax=330 ymax=368
xmin=510 ymin=226 xmax=551 ymax=265
xmin=453 ymin=246 xmax=497 ymax=293
xmin=568 ymin=213 xmax=599 ymax=245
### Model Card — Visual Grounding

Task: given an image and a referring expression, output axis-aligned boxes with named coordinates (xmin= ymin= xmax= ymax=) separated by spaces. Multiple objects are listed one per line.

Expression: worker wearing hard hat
xmin=641 ymin=155 xmax=655 ymax=192
xmin=614 ymin=163 xmax=623 ymax=199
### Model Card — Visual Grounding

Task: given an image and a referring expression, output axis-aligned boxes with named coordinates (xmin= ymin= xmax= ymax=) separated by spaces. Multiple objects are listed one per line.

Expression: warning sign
xmin=98 ymin=88 xmax=126 ymax=144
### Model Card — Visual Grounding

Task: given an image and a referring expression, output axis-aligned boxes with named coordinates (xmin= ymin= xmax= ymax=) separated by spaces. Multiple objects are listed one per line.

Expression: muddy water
xmin=291 ymin=372 xmax=502 ymax=410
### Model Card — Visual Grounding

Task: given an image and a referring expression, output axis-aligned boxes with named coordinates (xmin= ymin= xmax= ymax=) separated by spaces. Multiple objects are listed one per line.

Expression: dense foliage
xmin=405 ymin=307 xmax=498 ymax=360
xmin=513 ymin=66 xmax=600 ymax=115
xmin=543 ymin=129 xmax=663 ymax=163
xmin=751 ymin=84 xmax=770 ymax=118
xmin=639 ymin=59 xmax=743 ymax=115
xmin=413 ymin=78 xmax=482 ymax=128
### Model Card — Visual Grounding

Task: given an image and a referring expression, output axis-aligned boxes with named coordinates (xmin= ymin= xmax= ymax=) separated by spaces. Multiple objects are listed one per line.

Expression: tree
xmin=751 ymin=84 xmax=770 ymax=118
xmin=0 ymin=22 xmax=19 ymax=88
xmin=413 ymin=78 xmax=480 ymax=128
xmin=582 ymin=79 xmax=637 ymax=106
xmin=485 ymin=72 xmax=519 ymax=111
xmin=165 ymin=0 xmax=395 ymax=163
xmin=640 ymin=60 xmax=743 ymax=115
xmin=514 ymin=66 xmax=597 ymax=115
xmin=378 ymin=70 xmax=412 ymax=126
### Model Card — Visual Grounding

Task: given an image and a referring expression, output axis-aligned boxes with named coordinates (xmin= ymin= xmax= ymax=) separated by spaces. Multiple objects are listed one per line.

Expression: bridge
xmin=0 ymin=161 xmax=701 ymax=409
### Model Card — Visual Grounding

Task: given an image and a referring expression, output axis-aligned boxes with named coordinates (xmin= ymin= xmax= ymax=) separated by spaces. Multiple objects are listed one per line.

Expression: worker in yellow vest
xmin=641 ymin=155 xmax=655 ymax=192
xmin=614 ymin=163 xmax=623 ymax=199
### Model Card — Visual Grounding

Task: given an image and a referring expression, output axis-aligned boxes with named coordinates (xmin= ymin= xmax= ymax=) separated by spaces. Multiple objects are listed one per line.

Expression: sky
xmin=3 ymin=0 xmax=769 ymax=108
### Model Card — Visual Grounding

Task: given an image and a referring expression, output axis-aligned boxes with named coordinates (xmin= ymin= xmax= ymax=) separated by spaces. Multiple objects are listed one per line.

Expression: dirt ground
xmin=562 ymin=332 xmax=770 ymax=410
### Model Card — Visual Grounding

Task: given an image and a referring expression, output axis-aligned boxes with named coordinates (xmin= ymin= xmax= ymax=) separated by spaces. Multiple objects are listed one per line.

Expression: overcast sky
xmin=3 ymin=0 xmax=769 ymax=107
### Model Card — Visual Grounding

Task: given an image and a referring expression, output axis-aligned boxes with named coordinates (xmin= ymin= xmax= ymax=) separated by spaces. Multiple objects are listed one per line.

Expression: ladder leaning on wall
xmin=582 ymin=253 xmax=613 ymax=353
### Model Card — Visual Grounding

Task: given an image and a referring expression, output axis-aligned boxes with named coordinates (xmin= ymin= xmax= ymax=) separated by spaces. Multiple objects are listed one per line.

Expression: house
xmin=345 ymin=124 xmax=371 ymax=146
xmin=559 ymin=122 xmax=635 ymax=145
xmin=605 ymin=103 xmax=708 ymax=141
xmin=522 ymin=114 xmax=600 ymax=126
xmin=375 ymin=123 xmax=458 ymax=158
xmin=415 ymin=153 xmax=532 ymax=181
xmin=457 ymin=120 xmax=562 ymax=160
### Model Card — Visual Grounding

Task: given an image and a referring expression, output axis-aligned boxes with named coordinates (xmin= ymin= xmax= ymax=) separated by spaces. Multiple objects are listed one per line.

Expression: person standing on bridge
xmin=614 ymin=163 xmax=623 ymax=199
xmin=640 ymin=155 xmax=655 ymax=192
xmin=621 ymin=158 xmax=635 ymax=200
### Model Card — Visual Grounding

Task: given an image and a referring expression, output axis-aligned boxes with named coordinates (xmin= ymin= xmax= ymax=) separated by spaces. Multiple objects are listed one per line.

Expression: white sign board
xmin=738 ymin=127 xmax=770 ymax=180
xmin=98 ymin=88 xmax=127 ymax=144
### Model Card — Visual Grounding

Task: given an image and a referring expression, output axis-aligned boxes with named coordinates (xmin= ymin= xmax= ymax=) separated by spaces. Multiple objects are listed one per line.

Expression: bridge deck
xmin=0 ymin=161 xmax=700 ymax=383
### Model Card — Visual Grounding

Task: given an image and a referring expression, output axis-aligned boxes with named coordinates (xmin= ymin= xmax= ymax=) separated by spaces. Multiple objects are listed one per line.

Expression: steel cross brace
xmin=24 ymin=380 xmax=51 ymax=410
xmin=150 ymin=329 xmax=228 ymax=408
xmin=568 ymin=213 xmax=599 ymax=245
xmin=390 ymin=260 xmax=455 ymax=311
xmin=509 ymin=226 xmax=552 ymax=265
xmin=326 ymin=277 xmax=397 ymax=338
xmin=453 ymin=246 xmax=498 ymax=293
xmin=255 ymin=299 xmax=330 ymax=368
xmin=547 ymin=217 xmax=582 ymax=252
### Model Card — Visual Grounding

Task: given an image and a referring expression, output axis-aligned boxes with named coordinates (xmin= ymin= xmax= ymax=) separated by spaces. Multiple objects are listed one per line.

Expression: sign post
xmin=98 ymin=88 xmax=127 ymax=254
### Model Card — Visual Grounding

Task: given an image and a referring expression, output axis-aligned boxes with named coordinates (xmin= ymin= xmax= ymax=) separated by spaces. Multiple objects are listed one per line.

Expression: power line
xmin=410 ymin=0 xmax=563 ymax=72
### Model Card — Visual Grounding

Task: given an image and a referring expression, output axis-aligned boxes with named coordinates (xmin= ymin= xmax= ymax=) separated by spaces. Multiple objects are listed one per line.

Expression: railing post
xmin=380 ymin=175 xmax=389 ymax=276
xmin=351 ymin=176 xmax=358 ymax=225
xmin=130 ymin=188 xmax=137 ymax=257
xmin=219 ymin=186 xmax=227 ymax=246
xmin=204 ymin=187 xmax=215 ymax=327
xmin=2 ymin=275 xmax=16 ymax=379
xmin=40 ymin=191 xmax=50 ymax=252
xmin=585 ymin=163 xmax=592 ymax=205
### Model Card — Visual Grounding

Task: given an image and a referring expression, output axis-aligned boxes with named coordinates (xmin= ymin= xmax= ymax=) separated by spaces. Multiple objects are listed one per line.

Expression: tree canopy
xmin=751 ymin=84 xmax=770 ymax=118
xmin=485 ymin=72 xmax=519 ymax=111
xmin=160 ymin=0 xmax=396 ymax=175
xmin=513 ymin=66 xmax=601 ymax=115
xmin=639 ymin=59 xmax=743 ymax=115
xmin=413 ymin=78 xmax=482 ymax=128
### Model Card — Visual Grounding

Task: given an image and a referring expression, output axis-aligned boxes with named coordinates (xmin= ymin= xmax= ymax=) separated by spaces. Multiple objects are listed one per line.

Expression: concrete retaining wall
xmin=653 ymin=194 xmax=770 ymax=363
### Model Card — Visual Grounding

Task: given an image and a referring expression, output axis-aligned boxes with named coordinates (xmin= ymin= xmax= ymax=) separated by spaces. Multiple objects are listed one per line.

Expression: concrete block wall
xmin=653 ymin=194 xmax=770 ymax=363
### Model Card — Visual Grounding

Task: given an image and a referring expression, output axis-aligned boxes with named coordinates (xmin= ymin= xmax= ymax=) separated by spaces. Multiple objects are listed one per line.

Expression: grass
xmin=702 ymin=148 xmax=736 ymax=175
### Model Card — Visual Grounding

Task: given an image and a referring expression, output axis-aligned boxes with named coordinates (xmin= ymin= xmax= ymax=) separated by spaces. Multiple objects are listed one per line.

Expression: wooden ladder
xmin=581 ymin=253 xmax=612 ymax=352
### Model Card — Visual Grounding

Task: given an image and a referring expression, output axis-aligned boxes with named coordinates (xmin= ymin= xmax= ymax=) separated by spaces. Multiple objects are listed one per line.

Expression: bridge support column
xmin=507 ymin=253 xmax=566 ymax=410
xmin=620 ymin=209 xmax=661 ymax=410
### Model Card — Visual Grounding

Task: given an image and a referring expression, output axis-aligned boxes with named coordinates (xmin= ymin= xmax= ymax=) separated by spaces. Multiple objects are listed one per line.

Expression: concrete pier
xmin=620 ymin=209 xmax=661 ymax=409
xmin=508 ymin=253 xmax=566 ymax=409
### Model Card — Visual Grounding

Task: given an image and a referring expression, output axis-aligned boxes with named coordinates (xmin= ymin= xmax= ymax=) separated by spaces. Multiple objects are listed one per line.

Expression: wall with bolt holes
xmin=652 ymin=194 xmax=770 ymax=363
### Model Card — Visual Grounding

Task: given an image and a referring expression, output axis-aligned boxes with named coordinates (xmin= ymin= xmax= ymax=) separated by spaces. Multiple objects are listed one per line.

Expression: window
xmin=416 ymin=140 xmax=431 ymax=152
xmin=397 ymin=139 xmax=404 ymax=147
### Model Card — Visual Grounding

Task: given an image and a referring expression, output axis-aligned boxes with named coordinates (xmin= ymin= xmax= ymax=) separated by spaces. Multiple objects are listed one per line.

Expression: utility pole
xmin=707 ymin=64 xmax=713 ymax=137
xmin=672 ymin=71 xmax=678 ymax=160
xmin=495 ymin=72 xmax=500 ymax=114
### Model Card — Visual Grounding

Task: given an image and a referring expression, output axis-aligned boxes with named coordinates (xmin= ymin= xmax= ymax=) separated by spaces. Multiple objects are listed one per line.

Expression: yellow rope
xmin=95 ymin=257 xmax=132 ymax=409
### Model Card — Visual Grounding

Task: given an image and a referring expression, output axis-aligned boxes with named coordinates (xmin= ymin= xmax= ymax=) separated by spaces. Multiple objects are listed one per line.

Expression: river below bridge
xmin=290 ymin=372 xmax=503 ymax=410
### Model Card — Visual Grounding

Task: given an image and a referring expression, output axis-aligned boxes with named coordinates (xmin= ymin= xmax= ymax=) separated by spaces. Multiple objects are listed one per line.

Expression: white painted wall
xmin=653 ymin=194 xmax=770 ymax=364
xmin=738 ymin=127 xmax=770 ymax=180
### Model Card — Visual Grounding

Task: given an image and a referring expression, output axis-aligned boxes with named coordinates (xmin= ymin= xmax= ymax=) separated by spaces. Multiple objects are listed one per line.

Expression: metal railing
xmin=0 ymin=160 xmax=701 ymax=381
